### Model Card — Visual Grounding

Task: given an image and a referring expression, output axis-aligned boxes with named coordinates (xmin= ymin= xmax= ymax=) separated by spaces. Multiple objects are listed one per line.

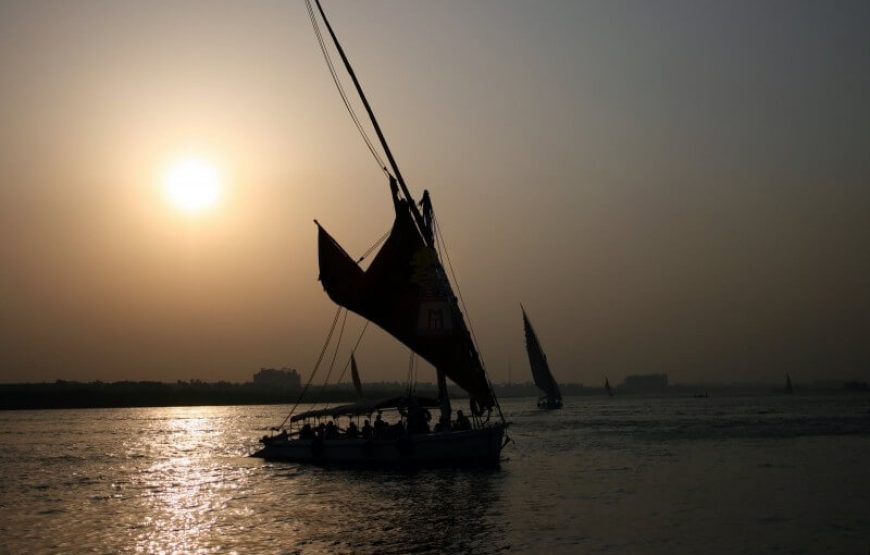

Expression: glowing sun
xmin=163 ymin=157 xmax=222 ymax=214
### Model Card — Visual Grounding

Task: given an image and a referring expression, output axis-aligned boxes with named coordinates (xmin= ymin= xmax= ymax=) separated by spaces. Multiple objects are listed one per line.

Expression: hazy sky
xmin=1 ymin=0 xmax=869 ymax=386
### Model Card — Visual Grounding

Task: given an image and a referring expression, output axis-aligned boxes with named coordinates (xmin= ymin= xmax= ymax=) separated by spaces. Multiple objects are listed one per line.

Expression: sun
xmin=163 ymin=157 xmax=223 ymax=215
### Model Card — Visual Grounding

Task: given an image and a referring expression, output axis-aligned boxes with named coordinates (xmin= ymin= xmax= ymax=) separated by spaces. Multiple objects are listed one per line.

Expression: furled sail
xmin=317 ymin=181 xmax=494 ymax=412
xmin=522 ymin=307 xmax=562 ymax=401
xmin=351 ymin=354 xmax=363 ymax=396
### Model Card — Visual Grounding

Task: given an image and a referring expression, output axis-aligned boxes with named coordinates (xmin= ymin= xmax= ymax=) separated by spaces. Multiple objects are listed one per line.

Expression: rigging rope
xmin=433 ymin=215 xmax=482 ymax=360
xmin=434 ymin=214 xmax=508 ymax=425
xmin=305 ymin=0 xmax=390 ymax=176
xmin=318 ymin=307 xmax=349 ymax=389
xmin=276 ymin=305 xmax=343 ymax=430
xmin=357 ymin=227 xmax=391 ymax=263
xmin=333 ymin=319 xmax=370 ymax=385
xmin=311 ymin=308 xmax=350 ymax=413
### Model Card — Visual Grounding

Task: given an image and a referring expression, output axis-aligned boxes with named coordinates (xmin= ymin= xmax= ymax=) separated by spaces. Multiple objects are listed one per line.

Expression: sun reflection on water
xmin=0 ymin=404 xmax=514 ymax=555
xmin=132 ymin=407 xmax=253 ymax=555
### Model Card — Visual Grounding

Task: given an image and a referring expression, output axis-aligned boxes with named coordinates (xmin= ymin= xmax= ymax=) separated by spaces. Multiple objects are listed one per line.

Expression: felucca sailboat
xmin=350 ymin=354 xmax=363 ymax=397
xmin=253 ymin=0 xmax=507 ymax=466
xmin=521 ymin=306 xmax=563 ymax=409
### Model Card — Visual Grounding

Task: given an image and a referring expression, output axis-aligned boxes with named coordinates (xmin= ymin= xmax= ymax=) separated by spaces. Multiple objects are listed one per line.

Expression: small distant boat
xmin=785 ymin=374 xmax=794 ymax=394
xmin=521 ymin=306 xmax=562 ymax=409
xmin=605 ymin=377 xmax=613 ymax=397
xmin=350 ymin=354 xmax=363 ymax=397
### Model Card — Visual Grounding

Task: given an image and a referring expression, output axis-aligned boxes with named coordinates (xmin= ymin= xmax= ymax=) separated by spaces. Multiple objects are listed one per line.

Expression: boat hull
xmin=251 ymin=425 xmax=506 ymax=467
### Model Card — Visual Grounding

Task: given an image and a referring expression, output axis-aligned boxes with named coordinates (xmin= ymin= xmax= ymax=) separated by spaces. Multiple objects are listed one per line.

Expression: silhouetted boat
xmin=785 ymin=374 xmax=794 ymax=394
xmin=252 ymin=0 xmax=507 ymax=467
xmin=521 ymin=306 xmax=563 ymax=409
xmin=256 ymin=396 xmax=504 ymax=466
xmin=350 ymin=354 xmax=363 ymax=397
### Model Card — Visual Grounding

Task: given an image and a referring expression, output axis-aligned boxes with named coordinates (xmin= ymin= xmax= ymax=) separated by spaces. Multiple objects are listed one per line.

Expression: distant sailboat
xmin=605 ymin=377 xmax=613 ymax=397
xmin=350 ymin=354 xmax=363 ymax=397
xmin=785 ymin=374 xmax=794 ymax=394
xmin=521 ymin=306 xmax=563 ymax=409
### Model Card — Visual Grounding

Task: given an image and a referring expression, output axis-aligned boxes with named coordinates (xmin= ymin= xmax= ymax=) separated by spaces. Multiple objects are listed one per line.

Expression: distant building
xmin=620 ymin=373 xmax=668 ymax=393
xmin=253 ymin=367 xmax=301 ymax=389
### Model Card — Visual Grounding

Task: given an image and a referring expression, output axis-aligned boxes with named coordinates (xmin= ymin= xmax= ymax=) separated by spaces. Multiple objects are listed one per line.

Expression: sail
xmin=521 ymin=307 xmax=562 ymax=401
xmin=351 ymin=354 xmax=363 ymax=396
xmin=317 ymin=183 xmax=494 ymax=412
xmin=605 ymin=377 xmax=613 ymax=397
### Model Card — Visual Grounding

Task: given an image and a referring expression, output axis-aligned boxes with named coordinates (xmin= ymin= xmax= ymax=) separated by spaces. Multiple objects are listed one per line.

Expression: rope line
xmin=319 ymin=308 xmax=349 ymax=389
xmin=434 ymin=215 xmax=507 ymax=425
xmin=332 ymin=319 xmax=371 ymax=388
xmin=313 ymin=308 xmax=350 ymax=412
xmin=433 ymin=215 xmax=482 ymax=362
xmin=305 ymin=0 xmax=389 ymax=175
xmin=276 ymin=305 xmax=343 ymax=429
xmin=357 ymin=227 xmax=391 ymax=263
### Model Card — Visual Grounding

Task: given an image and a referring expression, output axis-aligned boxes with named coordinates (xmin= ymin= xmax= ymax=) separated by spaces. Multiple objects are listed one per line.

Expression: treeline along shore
xmin=0 ymin=378 xmax=866 ymax=411
xmin=0 ymin=379 xmax=590 ymax=410
xmin=0 ymin=380 xmax=449 ymax=411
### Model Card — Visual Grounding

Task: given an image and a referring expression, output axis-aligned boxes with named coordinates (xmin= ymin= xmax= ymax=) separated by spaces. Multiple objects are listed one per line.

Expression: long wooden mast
xmin=311 ymin=1 xmax=505 ymax=421
xmin=312 ymin=0 xmax=429 ymax=243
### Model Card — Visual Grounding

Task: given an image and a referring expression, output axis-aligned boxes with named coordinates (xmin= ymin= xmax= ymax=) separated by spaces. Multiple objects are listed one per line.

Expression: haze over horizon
xmin=2 ymin=1 xmax=869 ymax=387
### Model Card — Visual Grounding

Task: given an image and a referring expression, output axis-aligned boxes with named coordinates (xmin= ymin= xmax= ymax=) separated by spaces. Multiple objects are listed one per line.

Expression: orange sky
xmin=1 ymin=1 xmax=869 ymax=385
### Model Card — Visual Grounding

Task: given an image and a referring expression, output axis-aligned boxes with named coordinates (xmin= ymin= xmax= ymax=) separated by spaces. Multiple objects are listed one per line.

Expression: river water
xmin=1 ymin=394 xmax=869 ymax=554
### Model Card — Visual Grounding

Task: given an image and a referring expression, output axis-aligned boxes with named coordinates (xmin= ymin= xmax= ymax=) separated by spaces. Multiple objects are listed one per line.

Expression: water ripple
xmin=1 ymin=396 xmax=869 ymax=553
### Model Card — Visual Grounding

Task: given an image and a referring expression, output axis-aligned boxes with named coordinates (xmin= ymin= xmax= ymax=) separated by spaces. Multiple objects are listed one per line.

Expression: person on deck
xmin=361 ymin=419 xmax=373 ymax=439
xmin=407 ymin=404 xmax=430 ymax=434
xmin=454 ymin=410 xmax=471 ymax=431
xmin=300 ymin=423 xmax=314 ymax=440
xmin=373 ymin=412 xmax=387 ymax=438
xmin=434 ymin=413 xmax=451 ymax=433
xmin=345 ymin=421 xmax=360 ymax=439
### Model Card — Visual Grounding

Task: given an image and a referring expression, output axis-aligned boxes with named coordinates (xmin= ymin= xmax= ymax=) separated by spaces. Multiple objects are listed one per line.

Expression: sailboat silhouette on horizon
xmin=521 ymin=305 xmax=563 ymax=410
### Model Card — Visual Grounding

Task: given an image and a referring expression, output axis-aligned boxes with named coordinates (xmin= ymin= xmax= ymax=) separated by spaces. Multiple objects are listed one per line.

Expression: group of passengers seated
xmin=299 ymin=423 xmax=315 ymax=440
xmin=453 ymin=409 xmax=471 ymax=431
xmin=401 ymin=405 xmax=431 ymax=435
xmin=431 ymin=409 xmax=471 ymax=432
xmin=372 ymin=411 xmax=405 ymax=439
xmin=294 ymin=407 xmax=474 ymax=440
xmin=297 ymin=420 xmax=341 ymax=440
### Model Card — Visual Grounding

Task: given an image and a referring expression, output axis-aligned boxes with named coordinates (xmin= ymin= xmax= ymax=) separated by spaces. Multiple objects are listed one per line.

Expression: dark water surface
xmin=2 ymin=395 xmax=869 ymax=554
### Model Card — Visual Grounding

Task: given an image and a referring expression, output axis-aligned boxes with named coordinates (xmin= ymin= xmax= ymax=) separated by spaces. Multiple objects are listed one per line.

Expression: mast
xmin=310 ymin=1 xmax=500 ymax=416
xmin=312 ymin=0 xmax=428 ymax=241
xmin=435 ymin=368 xmax=451 ymax=428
